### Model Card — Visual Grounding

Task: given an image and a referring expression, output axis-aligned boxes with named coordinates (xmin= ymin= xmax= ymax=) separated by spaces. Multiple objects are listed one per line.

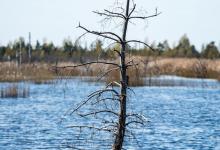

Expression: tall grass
xmin=52 ymin=58 xmax=220 ymax=86
xmin=153 ymin=58 xmax=220 ymax=79
xmin=105 ymin=65 xmax=145 ymax=87
xmin=0 ymin=62 xmax=54 ymax=83
xmin=1 ymin=58 xmax=220 ymax=86
xmin=0 ymin=84 xmax=29 ymax=98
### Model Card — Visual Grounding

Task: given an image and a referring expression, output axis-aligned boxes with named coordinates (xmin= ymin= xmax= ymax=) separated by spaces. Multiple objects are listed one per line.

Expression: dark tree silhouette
xmin=56 ymin=0 xmax=160 ymax=149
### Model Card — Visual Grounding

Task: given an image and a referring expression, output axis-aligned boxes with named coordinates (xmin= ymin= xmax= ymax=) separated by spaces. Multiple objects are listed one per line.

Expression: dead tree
xmin=56 ymin=0 xmax=160 ymax=149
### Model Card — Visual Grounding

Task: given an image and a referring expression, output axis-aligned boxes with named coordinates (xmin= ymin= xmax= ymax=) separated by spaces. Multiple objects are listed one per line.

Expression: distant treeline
xmin=0 ymin=34 xmax=219 ymax=63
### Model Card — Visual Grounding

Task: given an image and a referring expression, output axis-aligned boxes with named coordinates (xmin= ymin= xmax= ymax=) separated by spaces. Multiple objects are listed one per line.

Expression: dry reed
xmin=0 ymin=84 xmax=29 ymax=98
xmin=1 ymin=58 xmax=220 ymax=86
xmin=0 ymin=62 xmax=54 ymax=83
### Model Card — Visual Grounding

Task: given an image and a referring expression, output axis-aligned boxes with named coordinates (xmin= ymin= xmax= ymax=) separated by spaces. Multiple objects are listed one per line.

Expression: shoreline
xmin=1 ymin=58 xmax=220 ymax=84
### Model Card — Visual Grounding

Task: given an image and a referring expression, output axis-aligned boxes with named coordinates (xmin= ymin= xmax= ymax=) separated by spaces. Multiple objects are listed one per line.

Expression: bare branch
xmin=127 ymin=86 xmax=136 ymax=95
xmin=88 ymin=89 xmax=120 ymax=99
xmin=106 ymin=81 xmax=121 ymax=88
xmin=126 ymin=40 xmax=155 ymax=51
xmin=129 ymin=8 xmax=161 ymax=20
xmin=93 ymin=10 xmax=125 ymax=19
xmin=67 ymin=125 xmax=116 ymax=133
xmin=75 ymin=32 xmax=88 ymax=43
xmin=78 ymin=23 xmax=122 ymax=42
xmin=69 ymin=89 xmax=119 ymax=116
xmin=97 ymin=67 xmax=120 ymax=81
xmin=128 ymin=4 xmax=136 ymax=17
xmin=91 ymin=97 xmax=120 ymax=105
xmin=126 ymin=59 xmax=139 ymax=68
xmin=104 ymin=9 xmax=126 ymax=19
xmin=53 ymin=61 xmax=120 ymax=70
xmin=125 ymin=121 xmax=144 ymax=126
xmin=69 ymin=95 xmax=94 ymax=115
xmin=126 ymin=63 xmax=139 ymax=68
xmin=126 ymin=113 xmax=148 ymax=123
xmin=113 ymin=49 xmax=122 ymax=57
xmin=101 ymin=118 xmax=118 ymax=127
xmin=78 ymin=110 xmax=119 ymax=117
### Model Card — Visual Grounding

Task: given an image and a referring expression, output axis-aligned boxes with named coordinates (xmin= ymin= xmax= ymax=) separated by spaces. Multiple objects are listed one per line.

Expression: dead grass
xmin=151 ymin=58 xmax=220 ymax=79
xmin=0 ymin=62 xmax=55 ymax=82
xmin=0 ymin=84 xmax=29 ymax=98
xmin=1 ymin=58 xmax=220 ymax=86
xmin=105 ymin=66 xmax=145 ymax=87
xmin=103 ymin=57 xmax=220 ymax=86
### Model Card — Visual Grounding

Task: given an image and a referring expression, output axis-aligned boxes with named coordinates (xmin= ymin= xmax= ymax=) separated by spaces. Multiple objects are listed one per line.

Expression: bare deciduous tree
xmin=56 ymin=0 xmax=160 ymax=149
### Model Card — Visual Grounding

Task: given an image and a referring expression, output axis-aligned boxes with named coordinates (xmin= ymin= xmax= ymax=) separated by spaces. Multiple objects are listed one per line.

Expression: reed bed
xmin=0 ymin=62 xmax=55 ymax=83
xmin=152 ymin=58 xmax=220 ymax=79
xmin=105 ymin=66 xmax=145 ymax=87
xmin=0 ymin=58 xmax=220 ymax=86
xmin=0 ymin=84 xmax=29 ymax=98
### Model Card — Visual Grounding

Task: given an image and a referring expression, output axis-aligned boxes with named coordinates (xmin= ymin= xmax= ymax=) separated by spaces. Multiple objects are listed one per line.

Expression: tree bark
xmin=113 ymin=0 xmax=130 ymax=149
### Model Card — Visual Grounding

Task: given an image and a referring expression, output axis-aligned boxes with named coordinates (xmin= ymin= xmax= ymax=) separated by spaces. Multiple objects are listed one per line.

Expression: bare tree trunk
xmin=113 ymin=0 xmax=130 ymax=149
xmin=57 ymin=1 xmax=160 ymax=149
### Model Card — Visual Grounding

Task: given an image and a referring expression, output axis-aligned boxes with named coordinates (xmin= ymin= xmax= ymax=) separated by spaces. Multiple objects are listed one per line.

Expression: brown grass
xmin=1 ymin=58 xmax=220 ymax=86
xmin=103 ymin=57 xmax=220 ymax=86
xmin=0 ymin=84 xmax=29 ymax=98
xmin=150 ymin=58 xmax=220 ymax=79
xmin=0 ymin=62 xmax=55 ymax=82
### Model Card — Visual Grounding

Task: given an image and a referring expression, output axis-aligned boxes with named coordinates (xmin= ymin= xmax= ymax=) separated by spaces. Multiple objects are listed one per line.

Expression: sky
xmin=0 ymin=0 xmax=220 ymax=50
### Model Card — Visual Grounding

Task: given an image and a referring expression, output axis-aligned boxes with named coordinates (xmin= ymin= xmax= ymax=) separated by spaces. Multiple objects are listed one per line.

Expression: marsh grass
xmin=103 ymin=58 xmax=220 ymax=86
xmin=105 ymin=66 xmax=145 ymax=87
xmin=0 ymin=84 xmax=29 ymax=98
xmin=1 ymin=58 xmax=220 ymax=86
xmin=53 ymin=58 xmax=220 ymax=86
xmin=155 ymin=58 xmax=220 ymax=79
xmin=0 ymin=62 xmax=55 ymax=83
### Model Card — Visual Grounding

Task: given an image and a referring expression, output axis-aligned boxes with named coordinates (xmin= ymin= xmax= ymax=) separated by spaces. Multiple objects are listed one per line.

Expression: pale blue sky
xmin=0 ymin=0 xmax=220 ymax=50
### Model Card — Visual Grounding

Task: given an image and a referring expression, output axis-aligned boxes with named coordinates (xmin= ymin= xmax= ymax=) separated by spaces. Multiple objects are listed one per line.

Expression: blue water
xmin=0 ymin=78 xmax=220 ymax=150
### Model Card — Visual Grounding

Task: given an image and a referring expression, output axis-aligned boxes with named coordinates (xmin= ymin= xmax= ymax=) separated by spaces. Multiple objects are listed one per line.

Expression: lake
xmin=0 ymin=77 xmax=220 ymax=150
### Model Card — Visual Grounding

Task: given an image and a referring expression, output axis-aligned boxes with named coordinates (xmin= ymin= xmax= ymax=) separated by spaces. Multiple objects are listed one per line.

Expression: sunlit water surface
xmin=0 ymin=77 xmax=220 ymax=150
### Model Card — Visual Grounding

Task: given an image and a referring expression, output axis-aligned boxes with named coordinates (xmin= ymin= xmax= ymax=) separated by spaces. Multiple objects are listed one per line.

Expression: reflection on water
xmin=0 ymin=77 xmax=220 ymax=149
